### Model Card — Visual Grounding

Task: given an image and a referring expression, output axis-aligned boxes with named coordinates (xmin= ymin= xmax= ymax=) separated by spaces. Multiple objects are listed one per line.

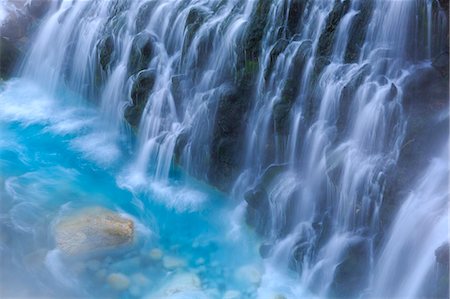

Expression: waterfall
xmin=372 ymin=143 xmax=449 ymax=298
xmin=11 ymin=0 xmax=449 ymax=298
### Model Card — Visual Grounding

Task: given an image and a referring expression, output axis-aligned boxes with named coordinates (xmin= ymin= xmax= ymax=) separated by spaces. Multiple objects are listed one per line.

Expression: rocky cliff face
xmin=0 ymin=0 xmax=51 ymax=79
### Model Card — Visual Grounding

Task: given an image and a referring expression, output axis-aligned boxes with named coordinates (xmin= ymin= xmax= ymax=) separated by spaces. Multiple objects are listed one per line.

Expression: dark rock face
xmin=244 ymin=164 xmax=289 ymax=236
xmin=432 ymin=49 xmax=450 ymax=78
xmin=264 ymin=38 xmax=289 ymax=80
xmin=244 ymin=187 xmax=269 ymax=210
xmin=209 ymin=0 xmax=272 ymax=190
xmin=344 ymin=0 xmax=374 ymax=63
xmin=287 ymin=0 xmax=306 ymax=35
xmin=242 ymin=0 xmax=272 ymax=63
xmin=434 ymin=242 xmax=450 ymax=299
xmin=259 ymin=243 xmax=272 ymax=258
xmin=94 ymin=35 xmax=115 ymax=87
xmin=125 ymin=69 xmax=156 ymax=128
xmin=0 ymin=37 xmax=22 ymax=79
xmin=438 ymin=0 xmax=449 ymax=14
xmin=135 ymin=1 xmax=157 ymax=33
xmin=330 ymin=239 xmax=371 ymax=298
xmin=381 ymin=66 xmax=449 ymax=233
xmin=98 ymin=35 xmax=115 ymax=71
xmin=273 ymin=41 xmax=311 ymax=135
xmin=26 ymin=0 xmax=52 ymax=19
xmin=183 ymin=7 xmax=208 ymax=55
xmin=435 ymin=242 xmax=449 ymax=265
xmin=0 ymin=0 xmax=51 ymax=79
xmin=335 ymin=64 xmax=370 ymax=139
xmin=128 ymin=32 xmax=156 ymax=76
xmin=316 ymin=0 xmax=351 ymax=72
xmin=209 ymin=89 xmax=246 ymax=189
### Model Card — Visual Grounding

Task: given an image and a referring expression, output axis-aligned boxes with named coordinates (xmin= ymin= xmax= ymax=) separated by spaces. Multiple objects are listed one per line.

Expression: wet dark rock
xmin=273 ymin=97 xmax=292 ymax=135
xmin=135 ymin=1 xmax=157 ymax=32
xmin=245 ymin=205 xmax=271 ymax=237
xmin=313 ymin=56 xmax=331 ymax=79
xmin=273 ymin=41 xmax=311 ymax=135
xmin=344 ymin=0 xmax=374 ymax=63
xmin=287 ymin=0 xmax=306 ymax=35
xmin=128 ymin=32 xmax=156 ymax=75
xmin=433 ymin=241 xmax=450 ymax=299
xmin=0 ymin=0 xmax=51 ymax=79
xmin=289 ymin=238 xmax=311 ymax=273
xmin=432 ymin=49 xmax=449 ymax=78
xmin=259 ymin=243 xmax=272 ymax=258
xmin=209 ymin=86 xmax=250 ymax=190
xmin=243 ymin=164 xmax=289 ymax=236
xmin=97 ymin=35 xmax=114 ymax=71
xmin=181 ymin=7 xmax=208 ymax=66
xmin=317 ymin=0 xmax=351 ymax=60
xmin=243 ymin=0 xmax=272 ymax=63
xmin=265 ymin=38 xmax=289 ymax=80
xmin=26 ymin=0 xmax=52 ymax=19
xmin=0 ymin=37 xmax=22 ymax=79
xmin=330 ymin=238 xmax=370 ymax=298
xmin=1 ymin=13 xmax=32 ymax=41
xmin=335 ymin=63 xmax=370 ymax=140
xmin=174 ymin=129 xmax=189 ymax=163
xmin=185 ymin=7 xmax=207 ymax=43
xmin=435 ymin=242 xmax=449 ymax=265
xmin=209 ymin=0 xmax=273 ymax=190
xmin=171 ymin=74 xmax=183 ymax=101
xmin=125 ymin=69 xmax=156 ymax=128
xmin=438 ymin=0 xmax=449 ymax=14
xmin=312 ymin=212 xmax=333 ymax=250
xmin=260 ymin=164 xmax=289 ymax=185
xmin=380 ymin=65 xmax=448 ymax=248
xmin=244 ymin=187 xmax=269 ymax=210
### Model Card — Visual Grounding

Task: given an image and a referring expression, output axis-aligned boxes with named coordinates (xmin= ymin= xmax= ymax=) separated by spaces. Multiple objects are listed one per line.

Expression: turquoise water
xmin=0 ymin=79 xmax=298 ymax=299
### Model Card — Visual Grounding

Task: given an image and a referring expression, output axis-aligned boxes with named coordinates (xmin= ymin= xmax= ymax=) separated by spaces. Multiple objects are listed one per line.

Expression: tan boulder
xmin=55 ymin=207 xmax=134 ymax=256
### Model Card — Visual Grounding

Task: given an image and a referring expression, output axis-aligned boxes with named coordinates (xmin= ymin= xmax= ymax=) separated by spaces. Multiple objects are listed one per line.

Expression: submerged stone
xmin=151 ymin=272 xmax=201 ymax=297
xmin=54 ymin=207 xmax=134 ymax=256
xmin=131 ymin=272 xmax=151 ymax=286
xmin=223 ymin=290 xmax=241 ymax=299
xmin=107 ymin=272 xmax=130 ymax=291
xmin=149 ymin=248 xmax=163 ymax=261
xmin=236 ymin=264 xmax=262 ymax=285
xmin=162 ymin=255 xmax=186 ymax=270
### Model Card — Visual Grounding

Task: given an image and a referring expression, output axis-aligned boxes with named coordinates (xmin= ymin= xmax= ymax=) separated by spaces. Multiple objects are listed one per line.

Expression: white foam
xmin=70 ymin=132 xmax=121 ymax=166
xmin=117 ymin=171 xmax=209 ymax=213
xmin=0 ymin=79 xmax=123 ymax=167
xmin=45 ymin=249 xmax=78 ymax=288
xmin=256 ymin=264 xmax=316 ymax=299
xmin=148 ymin=181 xmax=208 ymax=212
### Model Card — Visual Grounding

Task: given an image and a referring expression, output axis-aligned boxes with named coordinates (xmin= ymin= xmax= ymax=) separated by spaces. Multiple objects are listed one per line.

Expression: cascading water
xmin=0 ymin=0 xmax=448 ymax=298
xmin=372 ymin=143 xmax=449 ymax=298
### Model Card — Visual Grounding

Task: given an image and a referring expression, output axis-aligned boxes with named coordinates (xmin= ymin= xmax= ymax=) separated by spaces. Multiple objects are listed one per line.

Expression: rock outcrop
xmin=54 ymin=207 xmax=134 ymax=256
xmin=0 ymin=0 xmax=51 ymax=79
